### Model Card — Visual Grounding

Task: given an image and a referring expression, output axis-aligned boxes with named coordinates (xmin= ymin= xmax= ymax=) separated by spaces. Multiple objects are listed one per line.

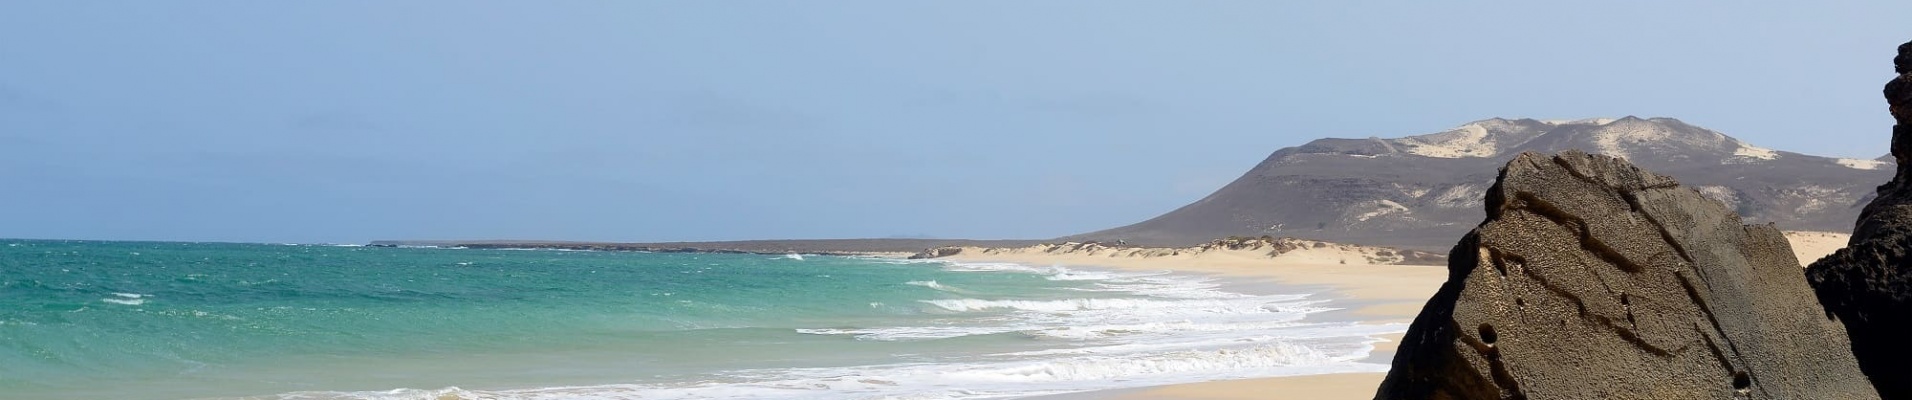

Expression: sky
xmin=2 ymin=2 xmax=1910 ymax=244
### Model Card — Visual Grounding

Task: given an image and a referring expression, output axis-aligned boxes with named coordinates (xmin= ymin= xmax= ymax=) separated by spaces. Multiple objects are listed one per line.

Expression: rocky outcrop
xmin=1806 ymin=40 xmax=1912 ymax=400
xmin=908 ymin=246 xmax=966 ymax=259
xmin=1377 ymin=151 xmax=1876 ymax=399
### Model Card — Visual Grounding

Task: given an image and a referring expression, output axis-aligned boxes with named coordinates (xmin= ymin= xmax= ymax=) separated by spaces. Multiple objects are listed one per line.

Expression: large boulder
xmin=1806 ymin=40 xmax=1912 ymax=400
xmin=1377 ymin=151 xmax=1876 ymax=399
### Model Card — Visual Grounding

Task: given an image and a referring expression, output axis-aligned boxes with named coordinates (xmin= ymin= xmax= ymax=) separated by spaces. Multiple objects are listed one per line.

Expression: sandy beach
xmin=930 ymin=241 xmax=1442 ymax=400
xmin=1785 ymin=231 xmax=1851 ymax=266
xmin=923 ymin=232 xmax=1854 ymax=399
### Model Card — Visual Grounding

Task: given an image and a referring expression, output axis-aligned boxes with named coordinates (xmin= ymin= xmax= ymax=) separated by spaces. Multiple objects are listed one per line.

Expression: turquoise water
xmin=0 ymin=240 xmax=1398 ymax=400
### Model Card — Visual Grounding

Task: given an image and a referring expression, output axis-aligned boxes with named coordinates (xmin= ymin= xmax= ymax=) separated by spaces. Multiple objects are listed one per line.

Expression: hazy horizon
xmin=4 ymin=2 xmax=1910 ymax=244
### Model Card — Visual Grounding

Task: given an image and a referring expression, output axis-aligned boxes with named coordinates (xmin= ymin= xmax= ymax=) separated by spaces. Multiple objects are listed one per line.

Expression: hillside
xmin=1067 ymin=117 xmax=1892 ymax=249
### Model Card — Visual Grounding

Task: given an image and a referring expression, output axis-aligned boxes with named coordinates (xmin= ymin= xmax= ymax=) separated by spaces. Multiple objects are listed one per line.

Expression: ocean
xmin=0 ymin=239 xmax=1400 ymax=400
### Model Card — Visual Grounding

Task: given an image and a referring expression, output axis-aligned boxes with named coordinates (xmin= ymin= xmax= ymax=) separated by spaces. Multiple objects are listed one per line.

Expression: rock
xmin=1897 ymin=41 xmax=1912 ymax=74
xmin=908 ymin=246 xmax=964 ymax=259
xmin=1806 ymin=39 xmax=1912 ymax=400
xmin=1377 ymin=151 xmax=1876 ymax=399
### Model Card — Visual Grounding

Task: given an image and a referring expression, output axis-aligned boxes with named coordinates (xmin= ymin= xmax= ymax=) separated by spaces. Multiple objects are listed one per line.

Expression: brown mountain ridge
xmin=1068 ymin=117 xmax=1892 ymax=249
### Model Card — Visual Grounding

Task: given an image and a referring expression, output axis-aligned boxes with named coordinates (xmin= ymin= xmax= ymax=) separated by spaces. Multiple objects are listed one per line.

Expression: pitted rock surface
xmin=1378 ymin=151 xmax=1875 ymax=399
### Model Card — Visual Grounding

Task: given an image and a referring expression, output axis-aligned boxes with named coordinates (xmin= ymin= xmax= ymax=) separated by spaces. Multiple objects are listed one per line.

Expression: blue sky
xmin=2 ymin=2 xmax=1908 ymax=244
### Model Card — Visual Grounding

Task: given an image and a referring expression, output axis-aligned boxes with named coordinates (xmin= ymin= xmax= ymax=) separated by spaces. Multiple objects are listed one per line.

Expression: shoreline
xmin=369 ymin=231 xmax=1850 ymax=399
xmin=932 ymin=246 xmax=1449 ymax=322
xmin=944 ymin=230 xmax=1855 ymax=399
xmin=926 ymin=248 xmax=1447 ymax=400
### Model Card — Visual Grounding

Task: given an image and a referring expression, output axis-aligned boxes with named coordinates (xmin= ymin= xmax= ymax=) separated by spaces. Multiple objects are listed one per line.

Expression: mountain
xmin=1066 ymin=117 xmax=1895 ymax=249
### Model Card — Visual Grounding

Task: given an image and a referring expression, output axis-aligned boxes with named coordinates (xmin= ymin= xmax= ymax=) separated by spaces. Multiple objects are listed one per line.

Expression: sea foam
xmin=102 ymin=293 xmax=148 ymax=305
xmin=903 ymin=280 xmax=971 ymax=294
xmin=208 ymin=256 xmax=1398 ymax=400
xmin=254 ymin=342 xmax=1382 ymax=400
xmin=777 ymin=259 xmax=1402 ymax=398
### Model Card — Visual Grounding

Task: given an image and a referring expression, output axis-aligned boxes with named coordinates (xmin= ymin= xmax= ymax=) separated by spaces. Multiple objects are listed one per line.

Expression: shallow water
xmin=0 ymin=239 xmax=1398 ymax=400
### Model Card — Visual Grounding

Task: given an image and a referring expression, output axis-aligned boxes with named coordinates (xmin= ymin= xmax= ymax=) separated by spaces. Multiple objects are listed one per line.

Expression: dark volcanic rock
xmin=1378 ymin=151 xmax=1875 ymax=399
xmin=1806 ymin=40 xmax=1912 ymax=400
xmin=1891 ymin=42 xmax=1912 ymax=122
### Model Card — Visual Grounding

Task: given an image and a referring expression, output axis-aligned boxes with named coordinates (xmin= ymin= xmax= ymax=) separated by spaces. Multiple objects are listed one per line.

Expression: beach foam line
xmin=247 ymin=342 xmax=1386 ymax=400
xmin=922 ymin=297 xmax=1222 ymax=313
xmin=102 ymin=293 xmax=149 ymax=306
xmin=101 ymin=298 xmax=145 ymax=306
xmin=795 ymin=325 xmax=1020 ymax=341
xmin=795 ymin=317 xmax=1385 ymax=343
xmin=255 ymin=258 xmax=1403 ymax=400
xmin=903 ymin=280 xmax=976 ymax=294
